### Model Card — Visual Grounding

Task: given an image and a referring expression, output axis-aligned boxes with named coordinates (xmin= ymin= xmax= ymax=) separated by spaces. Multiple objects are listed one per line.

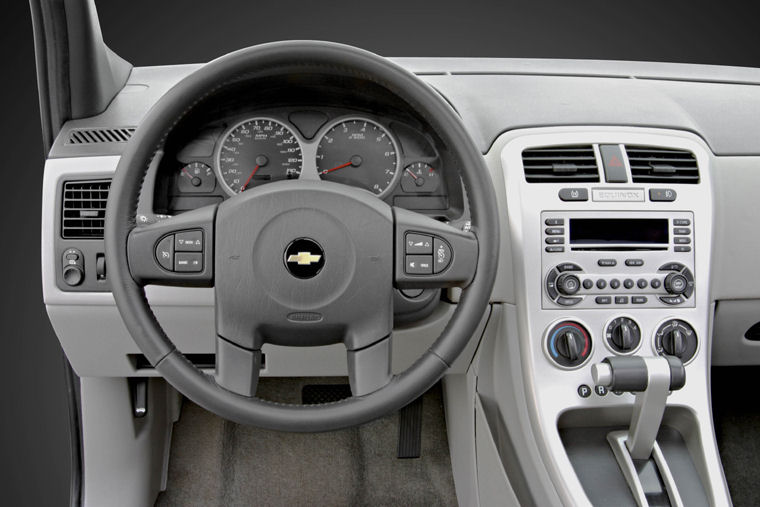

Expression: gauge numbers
xmin=178 ymin=162 xmax=215 ymax=193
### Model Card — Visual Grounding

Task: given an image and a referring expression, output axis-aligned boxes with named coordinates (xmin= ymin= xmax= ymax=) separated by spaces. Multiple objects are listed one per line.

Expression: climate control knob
xmin=654 ymin=319 xmax=698 ymax=363
xmin=556 ymin=273 xmax=581 ymax=296
xmin=605 ymin=317 xmax=641 ymax=354
xmin=546 ymin=321 xmax=592 ymax=368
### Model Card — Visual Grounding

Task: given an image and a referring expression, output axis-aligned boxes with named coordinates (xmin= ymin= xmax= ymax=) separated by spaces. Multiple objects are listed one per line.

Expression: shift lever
xmin=592 ymin=355 xmax=685 ymax=459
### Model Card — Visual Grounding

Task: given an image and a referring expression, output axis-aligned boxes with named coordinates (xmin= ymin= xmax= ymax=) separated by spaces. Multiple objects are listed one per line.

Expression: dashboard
xmin=152 ymin=106 xmax=463 ymax=220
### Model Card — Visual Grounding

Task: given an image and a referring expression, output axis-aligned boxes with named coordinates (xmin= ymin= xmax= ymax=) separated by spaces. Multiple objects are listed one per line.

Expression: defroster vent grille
xmin=61 ymin=180 xmax=111 ymax=239
xmin=67 ymin=127 xmax=135 ymax=144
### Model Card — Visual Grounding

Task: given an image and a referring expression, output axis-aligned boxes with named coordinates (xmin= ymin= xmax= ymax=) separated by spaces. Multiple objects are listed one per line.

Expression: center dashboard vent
xmin=66 ymin=127 xmax=135 ymax=145
xmin=626 ymin=146 xmax=699 ymax=184
xmin=522 ymin=145 xmax=600 ymax=183
xmin=61 ymin=180 xmax=111 ymax=239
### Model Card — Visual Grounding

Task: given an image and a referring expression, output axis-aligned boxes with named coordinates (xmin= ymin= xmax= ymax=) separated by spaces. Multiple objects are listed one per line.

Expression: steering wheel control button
xmin=405 ymin=255 xmax=433 ymax=275
xmin=546 ymin=321 xmax=592 ymax=368
xmin=405 ymin=233 xmax=433 ymax=254
xmin=605 ymin=317 xmax=641 ymax=354
xmin=600 ymin=144 xmax=628 ymax=183
xmin=433 ymin=238 xmax=452 ymax=273
xmin=155 ymin=235 xmax=175 ymax=271
xmin=175 ymin=230 xmax=203 ymax=252
xmin=578 ymin=385 xmax=592 ymax=398
xmin=655 ymin=319 xmax=698 ymax=363
xmin=175 ymin=253 xmax=203 ymax=272
xmin=649 ymin=188 xmax=677 ymax=202
xmin=558 ymin=188 xmax=589 ymax=201
xmin=283 ymin=238 xmax=325 ymax=279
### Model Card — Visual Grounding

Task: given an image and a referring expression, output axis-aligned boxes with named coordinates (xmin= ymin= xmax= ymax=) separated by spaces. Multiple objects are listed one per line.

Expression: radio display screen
xmin=569 ymin=218 xmax=669 ymax=244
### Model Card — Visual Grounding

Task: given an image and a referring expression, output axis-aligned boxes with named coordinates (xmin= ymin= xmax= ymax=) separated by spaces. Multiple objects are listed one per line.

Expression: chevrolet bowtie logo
xmin=287 ymin=251 xmax=322 ymax=265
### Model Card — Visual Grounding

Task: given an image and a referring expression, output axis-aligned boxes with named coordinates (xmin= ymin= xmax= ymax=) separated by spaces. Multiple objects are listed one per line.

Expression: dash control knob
xmin=654 ymin=319 xmax=698 ymax=363
xmin=556 ymin=273 xmax=581 ymax=296
xmin=664 ymin=273 xmax=688 ymax=295
xmin=605 ymin=317 xmax=641 ymax=354
xmin=546 ymin=321 xmax=592 ymax=368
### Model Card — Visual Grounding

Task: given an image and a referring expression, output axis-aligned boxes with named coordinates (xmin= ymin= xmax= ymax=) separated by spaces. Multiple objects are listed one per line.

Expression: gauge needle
xmin=405 ymin=168 xmax=419 ymax=180
xmin=241 ymin=165 xmax=260 ymax=191
xmin=182 ymin=168 xmax=193 ymax=179
xmin=322 ymin=161 xmax=352 ymax=174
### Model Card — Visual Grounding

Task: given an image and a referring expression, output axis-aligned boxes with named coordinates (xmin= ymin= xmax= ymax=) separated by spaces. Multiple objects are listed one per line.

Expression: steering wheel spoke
xmin=126 ymin=204 xmax=217 ymax=286
xmin=394 ymin=207 xmax=478 ymax=289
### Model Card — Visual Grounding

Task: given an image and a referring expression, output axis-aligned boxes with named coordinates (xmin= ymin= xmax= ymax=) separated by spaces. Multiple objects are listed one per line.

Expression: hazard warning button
xmin=599 ymin=144 xmax=628 ymax=183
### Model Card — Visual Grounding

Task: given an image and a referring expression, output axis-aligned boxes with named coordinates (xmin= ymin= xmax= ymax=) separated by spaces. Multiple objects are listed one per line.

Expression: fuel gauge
xmin=401 ymin=162 xmax=440 ymax=193
xmin=178 ymin=162 xmax=216 ymax=193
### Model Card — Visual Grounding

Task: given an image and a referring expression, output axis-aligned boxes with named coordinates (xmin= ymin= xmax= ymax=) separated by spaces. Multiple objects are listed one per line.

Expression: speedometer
xmin=216 ymin=118 xmax=302 ymax=195
xmin=316 ymin=118 xmax=400 ymax=198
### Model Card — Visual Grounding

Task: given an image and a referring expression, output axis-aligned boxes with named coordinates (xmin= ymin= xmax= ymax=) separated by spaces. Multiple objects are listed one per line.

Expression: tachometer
xmin=316 ymin=118 xmax=400 ymax=198
xmin=216 ymin=118 xmax=302 ymax=195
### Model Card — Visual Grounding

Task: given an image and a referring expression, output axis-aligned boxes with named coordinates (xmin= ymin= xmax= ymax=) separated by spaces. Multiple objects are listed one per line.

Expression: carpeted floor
xmin=156 ymin=379 xmax=457 ymax=506
xmin=712 ymin=366 xmax=760 ymax=507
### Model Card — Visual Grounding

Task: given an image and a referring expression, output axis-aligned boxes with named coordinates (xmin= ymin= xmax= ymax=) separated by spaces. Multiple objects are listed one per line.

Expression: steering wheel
xmin=105 ymin=41 xmax=499 ymax=432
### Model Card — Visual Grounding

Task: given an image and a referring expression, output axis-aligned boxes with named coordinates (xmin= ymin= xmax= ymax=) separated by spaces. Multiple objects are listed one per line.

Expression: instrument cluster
xmin=155 ymin=108 xmax=458 ymax=219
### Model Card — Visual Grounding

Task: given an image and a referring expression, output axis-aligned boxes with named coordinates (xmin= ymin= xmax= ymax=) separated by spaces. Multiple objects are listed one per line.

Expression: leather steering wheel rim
xmin=105 ymin=41 xmax=499 ymax=432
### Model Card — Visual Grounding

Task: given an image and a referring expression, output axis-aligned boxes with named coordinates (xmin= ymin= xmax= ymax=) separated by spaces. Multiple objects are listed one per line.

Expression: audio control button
xmin=583 ymin=279 xmax=593 ymax=290
xmin=596 ymin=279 xmax=607 ymax=289
xmin=625 ymin=258 xmax=644 ymax=267
xmin=557 ymin=296 xmax=582 ymax=306
xmin=637 ymin=278 xmax=648 ymax=289
xmin=631 ymin=296 xmax=647 ymax=304
xmin=545 ymin=246 xmax=565 ymax=253
xmin=545 ymin=227 xmax=565 ymax=235
xmin=545 ymin=237 xmax=564 ymax=244
xmin=614 ymin=296 xmax=628 ymax=304
xmin=557 ymin=263 xmax=582 ymax=272
xmin=651 ymin=279 xmax=662 ymax=289
xmin=595 ymin=296 xmax=612 ymax=304
xmin=598 ymin=259 xmax=617 ymax=267
xmin=660 ymin=296 xmax=685 ymax=305
xmin=659 ymin=262 xmax=685 ymax=272
xmin=610 ymin=279 xmax=621 ymax=289
xmin=674 ymin=228 xmax=691 ymax=235
xmin=675 ymin=246 xmax=692 ymax=252
xmin=545 ymin=218 xmax=564 ymax=226
xmin=674 ymin=237 xmax=691 ymax=244
xmin=674 ymin=219 xmax=691 ymax=226
xmin=623 ymin=279 xmax=634 ymax=289
xmin=556 ymin=273 xmax=581 ymax=295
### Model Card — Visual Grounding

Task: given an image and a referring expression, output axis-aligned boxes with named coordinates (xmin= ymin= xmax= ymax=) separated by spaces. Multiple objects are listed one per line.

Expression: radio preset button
xmin=596 ymin=279 xmax=607 ymax=289
xmin=582 ymin=279 xmax=594 ymax=290
xmin=545 ymin=246 xmax=565 ymax=253
xmin=558 ymin=188 xmax=589 ymax=201
xmin=545 ymin=237 xmax=564 ymax=244
xmin=637 ymin=278 xmax=648 ymax=289
xmin=598 ymin=259 xmax=617 ymax=267
xmin=610 ymin=279 xmax=621 ymax=289
xmin=623 ymin=279 xmax=635 ymax=289
xmin=625 ymin=258 xmax=644 ymax=267
xmin=632 ymin=296 xmax=648 ymax=304
xmin=545 ymin=227 xmax=565 ymax=235
xmin=651 ymin=279 xmax=662 ymax=289
xmin=545 ymin=218 xmax=565 ymax=226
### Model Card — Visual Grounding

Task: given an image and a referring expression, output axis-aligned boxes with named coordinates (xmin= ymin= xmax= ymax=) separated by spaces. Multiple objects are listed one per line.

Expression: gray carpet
xmin=156 ymin=379 xmax=457 ymax=506
xmin=712 ymin=366 xmax=760 ymax=507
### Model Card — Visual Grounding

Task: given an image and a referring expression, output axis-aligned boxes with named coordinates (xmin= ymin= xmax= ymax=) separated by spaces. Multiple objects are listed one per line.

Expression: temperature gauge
xmin=401 ymin=162 xmax=440 ymax=193
xmin=178 ymin=162 xmax=216 ymax=193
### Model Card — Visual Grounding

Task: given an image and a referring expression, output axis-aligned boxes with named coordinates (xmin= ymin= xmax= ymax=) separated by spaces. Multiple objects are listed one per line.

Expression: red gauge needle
xmin=241 ymin=165 xmax=260 ymax=191
xmin=405 ymin=168 xmax=419 ymax=180
xmin=182 ymin=168 xmax=193 ymax=179
xmin=322 ymin=161 xmax=353 ymax=174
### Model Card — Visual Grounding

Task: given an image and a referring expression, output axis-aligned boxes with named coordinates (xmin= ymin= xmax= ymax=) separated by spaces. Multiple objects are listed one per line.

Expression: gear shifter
xmin=591 ymin=356 xmax=686 ymax=506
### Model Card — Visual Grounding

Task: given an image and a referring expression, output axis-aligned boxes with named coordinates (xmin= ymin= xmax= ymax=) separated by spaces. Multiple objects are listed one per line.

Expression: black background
xmin=2 ymin=1 xmax=759 ymax=505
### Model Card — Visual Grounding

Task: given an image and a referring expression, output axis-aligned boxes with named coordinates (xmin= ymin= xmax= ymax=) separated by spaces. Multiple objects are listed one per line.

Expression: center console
xmin=499 ymin=127 xmax=730 ymax=506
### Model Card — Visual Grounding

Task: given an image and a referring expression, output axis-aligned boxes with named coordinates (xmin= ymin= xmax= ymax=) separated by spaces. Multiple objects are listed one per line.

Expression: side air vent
xmin=67 ymin=127 xmax=135 ymax=145
xmin=522 ymin=145 xmax=600 ymax=182
xmin=61 ymin=180 xmax=111 ymax=239
xmin=626 ymin=146 xmax=700 ymax=184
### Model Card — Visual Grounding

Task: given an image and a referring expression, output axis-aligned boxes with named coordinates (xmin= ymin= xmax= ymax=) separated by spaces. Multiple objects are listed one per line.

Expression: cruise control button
xmin=175 ymin=230 xmax=203 ymax=252
xmin=625 ymin=258 xmax=644 ymax=267
xmin=405 ymin=255 xmax=433 ymax=275
xmin=598 ymin=259 xmax=617 ymax=267
xmin=433 ymin=238 xmax=452 ymax=273
xmin=175 ymin=252 xmax=203 ymax=272
xmin=405 ymin=233 xmax=433 ymax=254
xmin=155 ymin=235 xmax=174 ymax=271
xmin=595 ymin=296 xmax=612 ymax=305
xmin=649 ymin=188 xmax=677 ymax=202
xmin=632 ymin=296 xmax=648 ymax=304
xmin=558 ymin=188 xmax=588 ymax=201
xmin=545 ymin=218 xmax=565 ymax=226
xmin=545 ymin=227 xmax=565 ymax=235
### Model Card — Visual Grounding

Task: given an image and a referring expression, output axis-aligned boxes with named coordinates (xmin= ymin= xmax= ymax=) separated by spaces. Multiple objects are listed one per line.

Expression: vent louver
xmin=61 ymin=180 xmax=111 ymax=239
xmin=522 ymin=145 xmax=599 ymax=182
xmin=626 ymin=146 xmax=699 ymax=184
xmin=67 ymin=127 xmax=135 ymax=145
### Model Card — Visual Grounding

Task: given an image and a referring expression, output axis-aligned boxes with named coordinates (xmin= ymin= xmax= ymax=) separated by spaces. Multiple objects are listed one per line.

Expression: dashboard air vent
xmin=522 ymin=145 xmax=599 ymax=182
xmin=626 ymin=146 xmax=699 ymax=184
xmin=67 ymin=127 xmax=135 ymax=145
xmin=61 ymin=180 xmax=111 ymax=239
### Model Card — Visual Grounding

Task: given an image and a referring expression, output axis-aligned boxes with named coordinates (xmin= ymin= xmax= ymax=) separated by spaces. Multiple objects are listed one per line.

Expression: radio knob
xmin=664 ymin=273 xmax=688 ymax=295
xmin=556 ymin=273 xmax=581 ymax=296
